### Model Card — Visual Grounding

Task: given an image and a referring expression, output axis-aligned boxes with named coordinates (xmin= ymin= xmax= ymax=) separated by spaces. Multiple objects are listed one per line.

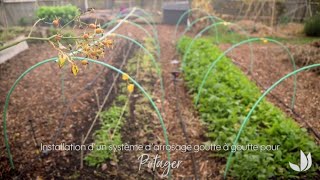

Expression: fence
xmin=213 ymin=0 xmax=319 ymax=24
xmin=1 ymin=0 xmax=319 ymax=27
xmin=0 ymin=0 xmax=187 ymax=26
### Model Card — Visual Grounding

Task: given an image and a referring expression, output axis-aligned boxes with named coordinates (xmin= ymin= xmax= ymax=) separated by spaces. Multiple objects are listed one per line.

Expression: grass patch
xmin=206 ymin=25 xmax=320 ymax=45
xmin=0 ymin=27 xmax=30 ymax=44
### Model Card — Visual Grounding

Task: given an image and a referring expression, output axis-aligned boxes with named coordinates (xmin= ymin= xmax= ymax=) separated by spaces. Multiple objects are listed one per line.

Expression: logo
xmin=289 ymin=150 xmax=312 ymax=172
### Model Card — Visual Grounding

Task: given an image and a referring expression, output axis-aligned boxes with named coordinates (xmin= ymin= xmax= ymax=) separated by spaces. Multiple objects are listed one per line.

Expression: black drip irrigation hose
xmin=172 ymin=71 xmax=199 ymax=180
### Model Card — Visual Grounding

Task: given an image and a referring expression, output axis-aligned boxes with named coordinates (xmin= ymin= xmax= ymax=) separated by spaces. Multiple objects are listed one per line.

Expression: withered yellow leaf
xmin=127 ymin=84 xmax=134 ymax=93
xmin=71 ymin=64 xmax=79 ymax=76
xmin=58 ymin=53 xmax=67 ymax=68
xmin=122 ymin=73 xmax=129 ymax=81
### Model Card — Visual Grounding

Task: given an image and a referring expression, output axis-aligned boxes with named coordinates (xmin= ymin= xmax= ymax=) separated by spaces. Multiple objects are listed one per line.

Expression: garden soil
xmin=0 ymin=24 xmax=319 ymax=179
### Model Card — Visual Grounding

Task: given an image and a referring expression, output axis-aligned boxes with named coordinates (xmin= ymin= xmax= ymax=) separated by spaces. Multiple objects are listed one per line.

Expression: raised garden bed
xmin=0 ymin=36 xmax=28 ymax=64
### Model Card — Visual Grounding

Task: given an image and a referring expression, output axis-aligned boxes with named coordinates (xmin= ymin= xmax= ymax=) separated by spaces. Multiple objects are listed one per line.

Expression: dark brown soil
xmin=0 ymin=39 xmax=138 ymax=179
xmin=1 ymin=22 xmax=319 ymax=180
xmin=220 ymin=43 xmax=320 ymax=141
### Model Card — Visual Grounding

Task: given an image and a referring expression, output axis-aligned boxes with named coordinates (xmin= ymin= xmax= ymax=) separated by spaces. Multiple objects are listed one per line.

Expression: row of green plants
xmin=84 ymin=91 xmax=128 ymax=167
xmin=85 ymin=38 xmax=159 ymax=167
xmin=177 ymin=37 xmax=320 ymax=179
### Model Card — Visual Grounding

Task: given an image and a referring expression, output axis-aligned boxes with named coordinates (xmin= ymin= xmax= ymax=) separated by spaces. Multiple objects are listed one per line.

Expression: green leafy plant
xmin=85 ymin=37 xmax=159 ymax=167
xmin=84 ymin=95 xmax=128 ymax=167
xmin=36 ymin=5 xmax=80 ymax=26
xmin=178 ymin=37 xmax=320 ymax=179
xmin=304 ymin=14 xmax=320 ymax=37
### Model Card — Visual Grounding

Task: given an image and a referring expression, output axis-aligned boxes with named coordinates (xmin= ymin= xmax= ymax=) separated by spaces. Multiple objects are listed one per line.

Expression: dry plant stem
xmin=0 ymin=7 xmax=136 ymax=53
xmin=244 ymin=1 xmax=253 ymax=19
xmin=0 ymin=35 xmax=85 ymax=51
xmin=82 ymin=42 xmax=133 ymax=144
xmin=80 ymin=134 xmax=84 ymax=169
xmin=110 ymin=94 xmax=131 ymax=140
xmin=59 ymin=15 xmax=79 ymax=30
xmin=28 ymin=119 xmax=39 ymax=148
xmin=28 ymin=18 xmax=45 ymax=37
xmin=271 ymin=0 xmax=276 ymax=30
xmin=52 ymin=41 xmax=132 ymax=145
xmin=254 ymin=1 xmax=266 ymax=22
xmin=69 ymin=7 xmax=136 ymax=57
xmin=94 ymin=88 xmax=100 ymax=109
xmin=109 ymin=43 xmax=142 ymax=140
xmin=0 ymin=36 xmax=55 ymax=51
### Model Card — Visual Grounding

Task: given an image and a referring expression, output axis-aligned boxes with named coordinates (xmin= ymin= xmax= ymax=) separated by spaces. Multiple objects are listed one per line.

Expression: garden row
xmin=177 ymin=37 xmax=320 ymax=179
xmin=85 ymin=38 xmax=160 ymax=168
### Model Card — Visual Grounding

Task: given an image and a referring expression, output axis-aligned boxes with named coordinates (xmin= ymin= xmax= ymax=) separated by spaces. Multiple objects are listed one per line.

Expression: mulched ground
xmin=0 ymin=39 xmax=135 ymax=178
xmin=0 ymin=22 xmax=319 ymax=180
xmin=220 ymin=43 xmax=320 ymax=141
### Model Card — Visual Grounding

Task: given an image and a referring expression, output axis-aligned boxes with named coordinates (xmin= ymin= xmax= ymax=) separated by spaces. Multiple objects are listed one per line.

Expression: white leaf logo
xmin=289 ymin=150 xmax=312 ymax=172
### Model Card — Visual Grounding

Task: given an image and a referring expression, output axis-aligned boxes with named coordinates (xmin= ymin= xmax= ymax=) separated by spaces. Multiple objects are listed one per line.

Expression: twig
xmin=109 ymin=95 xmax=131 ymax=140
xmin=51 ymin=41 xmax=132 ymax=145
xmin=80 ymin=134 xmax=84 ymax=169
xmin=82 ymin=42 xmax=134 ymax=144
xmin=28 ymin=18 xmax=45 ymax=38
xmin=28 ymin=119 xmax=39 ymax=148
xmin=270 ymin=0 xmax=276 ymax=30
xmin=69 ymin=7 xmax=137 ymax=57
xmin=94 ymin=88 xmax=100 ymax=109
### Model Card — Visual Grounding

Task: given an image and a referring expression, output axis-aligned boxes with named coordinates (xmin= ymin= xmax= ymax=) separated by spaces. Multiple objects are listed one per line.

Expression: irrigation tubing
xmin=172 ymin=74 xmax=199 ymax=179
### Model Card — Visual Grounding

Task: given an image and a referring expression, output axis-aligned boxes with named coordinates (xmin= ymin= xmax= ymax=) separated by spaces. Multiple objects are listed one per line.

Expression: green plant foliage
xmin=85 ymin=37 xmax=159 ymax=167
xmin=0 ymin=27 xmax=30 ymax=43
xmin=84 ymin=102 xmax=127 ymax=167
xmin=177 ymin=37 xmax=320 ymax=179
xmin=208 ymin=25 xmax=247 ymax=44
xmin=36 ymin=5 xmax=80 ymax=26
xmin=304 ymin=14 xmax=320 ymax=37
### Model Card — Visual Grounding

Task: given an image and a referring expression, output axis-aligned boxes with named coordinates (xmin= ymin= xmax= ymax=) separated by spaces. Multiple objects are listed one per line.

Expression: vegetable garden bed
xmin=178 ymin=37 xmax=320 ymax=179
